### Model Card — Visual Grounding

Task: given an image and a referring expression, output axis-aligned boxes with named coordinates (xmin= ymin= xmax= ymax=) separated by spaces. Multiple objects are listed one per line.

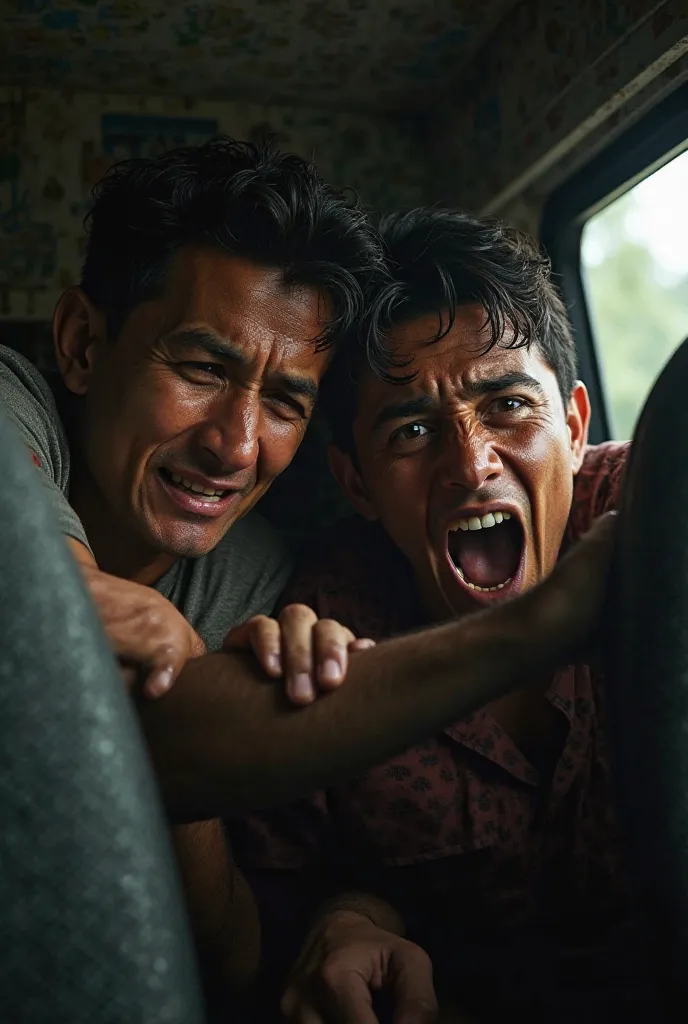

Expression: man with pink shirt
xmin=229 ymin=209 xmax=645 ymax=1023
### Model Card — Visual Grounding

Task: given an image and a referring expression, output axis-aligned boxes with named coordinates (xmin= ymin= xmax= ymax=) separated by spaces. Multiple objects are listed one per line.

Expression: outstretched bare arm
xmin=137 ymin=514 xmax=615 ymax=820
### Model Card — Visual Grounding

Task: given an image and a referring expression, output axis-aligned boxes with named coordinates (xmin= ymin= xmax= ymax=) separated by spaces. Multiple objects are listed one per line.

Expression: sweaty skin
xmin=332 ymin=305 xmax=590 ymax=621
xmin=56 ymin=249 xmax=328 ymax=583
xmin=57 ymin=250 xmax=363 ymax=700
xmin=329 ymin=306 xmax=591 ymax=761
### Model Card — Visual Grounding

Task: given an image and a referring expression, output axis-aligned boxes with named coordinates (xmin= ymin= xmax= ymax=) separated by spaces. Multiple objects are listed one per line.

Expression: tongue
xmin=451 ymin=524 xmax=520 ymax=588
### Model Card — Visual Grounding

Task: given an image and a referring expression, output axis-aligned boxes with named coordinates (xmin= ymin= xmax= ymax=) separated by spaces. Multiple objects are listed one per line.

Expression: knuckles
xmin=248 ymin=614 xmax=274 ymax=632
xmin=279 ymin=603 xmax=318 ymax=629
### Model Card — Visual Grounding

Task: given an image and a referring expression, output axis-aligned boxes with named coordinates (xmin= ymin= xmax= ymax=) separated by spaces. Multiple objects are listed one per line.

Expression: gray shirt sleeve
xmin=0 ymin=345 xmax=91 ymax=551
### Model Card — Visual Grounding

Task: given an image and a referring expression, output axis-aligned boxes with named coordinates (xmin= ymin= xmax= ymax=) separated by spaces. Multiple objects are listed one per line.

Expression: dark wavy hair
xmin=321 ymin=207 xmax=578 ymax=456
xmin=81 ymin=135 xmax=385 ymax=345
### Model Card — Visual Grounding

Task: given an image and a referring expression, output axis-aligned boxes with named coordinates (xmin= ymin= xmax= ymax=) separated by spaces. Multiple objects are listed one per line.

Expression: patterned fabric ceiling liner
xmin=1 ymin=0 xmax=519 ymax=111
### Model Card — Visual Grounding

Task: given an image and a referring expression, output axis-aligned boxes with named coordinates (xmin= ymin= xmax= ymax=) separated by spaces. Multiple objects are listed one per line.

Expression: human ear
xmin=567 ymin=381 xmax=591 ymax=473
xmin=53 ymin=288 xmax=107 ymax=396
xmin=328 ymin=444 xmax=379 ymax=521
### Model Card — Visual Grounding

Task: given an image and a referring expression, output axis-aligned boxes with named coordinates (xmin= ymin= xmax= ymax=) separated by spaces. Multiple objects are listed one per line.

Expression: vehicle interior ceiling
xmin=1 ymin=0 xmax=686 ymax=551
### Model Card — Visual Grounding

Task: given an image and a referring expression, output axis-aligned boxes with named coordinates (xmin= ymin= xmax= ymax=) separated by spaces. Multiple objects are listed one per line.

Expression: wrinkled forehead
xmin=155 ymin=247 xmax=332 ymax=362
xmin=386 ymin=304 xmax=521 ymax=376
xmin=357 ymin=305 xmax=555 ymax=413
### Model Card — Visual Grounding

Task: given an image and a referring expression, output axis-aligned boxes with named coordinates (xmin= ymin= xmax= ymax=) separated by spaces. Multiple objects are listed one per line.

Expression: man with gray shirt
xmin=0 ymin=136 xmax=384 ymax=993
xmin=1 ymin=138 xmax=378 ymax=698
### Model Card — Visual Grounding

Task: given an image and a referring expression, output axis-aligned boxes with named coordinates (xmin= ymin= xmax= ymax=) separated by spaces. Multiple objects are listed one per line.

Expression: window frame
xmin=540 ymin=81 xmax=688 ymax=444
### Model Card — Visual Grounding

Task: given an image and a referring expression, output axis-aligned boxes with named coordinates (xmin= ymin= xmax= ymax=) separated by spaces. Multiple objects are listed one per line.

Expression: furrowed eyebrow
xmin=163 ymin=328 xmax=318 ymax=404
xmin=372 ymin=394 xmax=438 ymax=431
xmin=162 ymin=328 xmax=250 ymax=366
xmin=464 ymin=372 xmax=546 ymax=397
xmin=371 ymin=371 xmax=547 ymax=431
xmin=268 ymin=372 xmax=318 ymax=404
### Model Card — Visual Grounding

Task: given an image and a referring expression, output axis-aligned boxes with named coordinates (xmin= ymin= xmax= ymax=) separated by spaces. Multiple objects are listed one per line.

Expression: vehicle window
xmin=580 ymin=148 xmax=688 ymax=440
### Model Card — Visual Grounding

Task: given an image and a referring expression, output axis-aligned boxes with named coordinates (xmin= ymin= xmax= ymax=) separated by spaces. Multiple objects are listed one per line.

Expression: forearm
xmin=137 ymin=583 xmax=569 ymax=820
xmin=171 ymin=820 xmax=261 ymax=993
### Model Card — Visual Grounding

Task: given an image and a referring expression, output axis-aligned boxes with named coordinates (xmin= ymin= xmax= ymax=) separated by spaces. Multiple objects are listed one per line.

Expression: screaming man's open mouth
xmin=446 ymin=509 xmax=524 ymax=594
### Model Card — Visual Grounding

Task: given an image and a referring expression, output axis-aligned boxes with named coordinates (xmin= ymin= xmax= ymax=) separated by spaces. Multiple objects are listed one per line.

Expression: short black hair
xmin=321 ymin=207 xmax=578 ymax=456
xmin=81 ymin=136 xmax=385 ymax=346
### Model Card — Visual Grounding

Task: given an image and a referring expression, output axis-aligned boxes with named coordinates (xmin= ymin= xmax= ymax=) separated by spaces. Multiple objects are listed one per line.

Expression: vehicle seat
xmin=0 ymin=408 xmax=205 ymax=1024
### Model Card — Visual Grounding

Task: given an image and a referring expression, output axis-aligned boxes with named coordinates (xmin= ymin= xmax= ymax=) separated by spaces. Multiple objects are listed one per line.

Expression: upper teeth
xmin=450 ymin=511 xmax=512 ymax=532
xmin=169 ymin=472 xmax=225 ymax=499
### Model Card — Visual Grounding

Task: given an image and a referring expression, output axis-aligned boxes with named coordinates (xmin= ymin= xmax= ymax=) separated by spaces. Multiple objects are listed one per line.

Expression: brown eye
xmin=391 ymin=422 xmax=432 ymax=443
xmin=265 ymin=394 xmax=307 ymax=421
xmin=489 ymin=396 xmax=528 ymax=415
xmin=182 ymin=362 xmax=225 ymax=380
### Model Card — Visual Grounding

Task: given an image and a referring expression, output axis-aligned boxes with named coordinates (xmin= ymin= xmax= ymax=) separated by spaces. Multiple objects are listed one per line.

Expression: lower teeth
xmin=166 ymin=473 xmax=223 ymax=501
xmin=455 ymin=565 xmax=511 ymax=592
xmin=180 ymin=486 xmax=222 ymax=502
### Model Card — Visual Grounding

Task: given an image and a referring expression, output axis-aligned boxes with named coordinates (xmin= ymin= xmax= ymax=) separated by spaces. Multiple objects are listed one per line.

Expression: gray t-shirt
xmin=0 ymin=345 xmax=293 ymax=652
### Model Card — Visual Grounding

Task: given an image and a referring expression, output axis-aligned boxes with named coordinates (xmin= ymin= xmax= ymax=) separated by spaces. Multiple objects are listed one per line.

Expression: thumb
xmin=143 ymin=643 xmax=185 ymax=699
xmin=390 ymin=949 xmax=438 ymax=1024
xmin=145 ymin=623 xmax=205 ymax=698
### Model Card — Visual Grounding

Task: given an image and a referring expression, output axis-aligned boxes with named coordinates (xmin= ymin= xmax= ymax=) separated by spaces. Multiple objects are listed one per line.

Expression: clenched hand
xmin=282 ymin=910 xmax=438 ymax=1024
xmin=78 ymin=559 xmax=206 ymax=698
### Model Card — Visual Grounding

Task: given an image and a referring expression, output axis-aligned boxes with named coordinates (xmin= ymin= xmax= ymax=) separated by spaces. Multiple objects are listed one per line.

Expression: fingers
xmin=281 ymin=927 xmax=434 ymax=1024
xmin=224 ymin=606 xmax=320 ymax=701
xmin=349 ymin=637 xmax=376 ymax=651
xmin=282 ymin=959 xmax=435 ymax=1024
xmin=109 ymin=619 xmax=186 ymax=699
xmin=284 ymin=974 xmax=379 ymax=1024
xmin=79 ymin=564 xmax=202 ymax=699
xmin=143 ymin=643 xmax=186 ymax=699
xmin=281 ymin=985 xmax=326 ymax=1024
xmin=225 ymin=607 xmax=377 ymax=704
xmin=394 ymin=1001 xmax=439 ymax=1024
xmin=292 ymin=1008 xmax=326 ymax=1024
xmin=223 ymin=616 xmax=283 ymax=677
xmin=312 ymin=619 xmax=357 ymax=691
xmin=304 ymin=619 xmax=376 ymax=696
xmin=138 ymin=618 xmax=204 ymax=700
xmin=320 ymin=971 xmax=380 ymax=1024
xmin=390 ymin=946 xmax=438 ymax=1024
xmin=137 ymin=616 xmax=204 ymax=699
xmin=279 ymin=604 xmax=319 ymax=705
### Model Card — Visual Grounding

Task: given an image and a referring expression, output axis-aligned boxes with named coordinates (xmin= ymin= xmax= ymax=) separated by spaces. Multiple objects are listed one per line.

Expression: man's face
xmin=333 ymin=304 xmax=590 ymax=620
xmin=60 ymin=249 xmax=329 ymax=560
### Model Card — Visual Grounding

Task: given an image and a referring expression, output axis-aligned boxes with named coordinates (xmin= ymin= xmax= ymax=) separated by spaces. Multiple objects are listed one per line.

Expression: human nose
xmin=437 ymin=419 xmax=503 ymax=492
xmin=196 ymin=388 xmax=260 ymax=474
